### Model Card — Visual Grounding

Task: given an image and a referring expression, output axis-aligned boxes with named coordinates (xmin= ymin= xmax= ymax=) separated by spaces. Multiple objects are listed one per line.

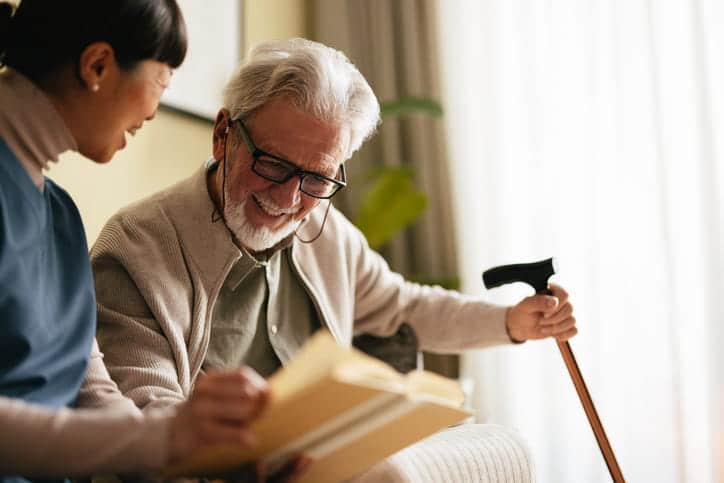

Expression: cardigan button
xmin=270 ymin=324 xmax=278 ymax=335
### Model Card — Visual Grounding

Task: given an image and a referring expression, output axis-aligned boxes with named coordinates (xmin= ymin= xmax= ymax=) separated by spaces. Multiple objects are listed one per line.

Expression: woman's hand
xmin=167 ymin=367 xmax=270 ymax=465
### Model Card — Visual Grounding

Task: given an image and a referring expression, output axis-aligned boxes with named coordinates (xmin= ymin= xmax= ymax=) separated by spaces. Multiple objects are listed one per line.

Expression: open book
xmin=164 ymin=331 xmax=472 ymax=483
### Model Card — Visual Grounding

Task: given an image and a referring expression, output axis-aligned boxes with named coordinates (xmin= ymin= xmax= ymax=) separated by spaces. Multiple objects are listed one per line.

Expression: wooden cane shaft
xmin=557 ymin=340 xmax=625 ymax=482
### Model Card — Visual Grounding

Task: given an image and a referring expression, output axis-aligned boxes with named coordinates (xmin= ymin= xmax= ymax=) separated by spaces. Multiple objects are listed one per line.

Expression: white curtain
xmin=437 ymin=1 xmax=724 ymax=482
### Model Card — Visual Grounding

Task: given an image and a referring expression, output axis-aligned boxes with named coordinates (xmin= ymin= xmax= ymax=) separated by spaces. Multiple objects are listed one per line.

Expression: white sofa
xmin=353 ymin=423 xmax=535 ymax=483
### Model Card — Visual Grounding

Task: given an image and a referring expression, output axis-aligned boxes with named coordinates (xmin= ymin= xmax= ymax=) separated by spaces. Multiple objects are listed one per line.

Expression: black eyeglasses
xmin=233 ymin=118 xmax=347 ymax=199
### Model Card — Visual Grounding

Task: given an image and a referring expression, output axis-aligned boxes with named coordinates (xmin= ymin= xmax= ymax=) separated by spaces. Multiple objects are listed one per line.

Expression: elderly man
xmin=91 ymin=38 xmax=576 ymax=481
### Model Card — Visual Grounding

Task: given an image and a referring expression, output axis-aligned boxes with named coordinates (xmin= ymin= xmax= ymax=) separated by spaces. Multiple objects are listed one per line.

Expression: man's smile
xmin=252 ymin=194 xmax=299 ymax=218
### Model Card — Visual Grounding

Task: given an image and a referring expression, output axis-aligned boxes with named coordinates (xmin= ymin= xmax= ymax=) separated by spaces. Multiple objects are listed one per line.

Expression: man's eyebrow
xmin=260 ymin=146 xmax=339 ymax=177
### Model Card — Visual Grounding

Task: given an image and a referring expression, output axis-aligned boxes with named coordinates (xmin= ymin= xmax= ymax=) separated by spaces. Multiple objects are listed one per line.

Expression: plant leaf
xmin=380 ymin=97 xmax=443 ymax=119
xmin=354 ymin=168 xmax=428 ymax=249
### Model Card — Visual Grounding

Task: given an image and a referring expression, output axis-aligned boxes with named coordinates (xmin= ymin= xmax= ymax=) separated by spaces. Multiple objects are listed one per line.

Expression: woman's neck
xmin=0 ymin=68 xmax=77 ymax=190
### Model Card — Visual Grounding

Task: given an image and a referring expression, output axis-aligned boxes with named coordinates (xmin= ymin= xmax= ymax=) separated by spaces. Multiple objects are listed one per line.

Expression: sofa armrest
xmin=351 ymin=424 xmax=536 ymax=483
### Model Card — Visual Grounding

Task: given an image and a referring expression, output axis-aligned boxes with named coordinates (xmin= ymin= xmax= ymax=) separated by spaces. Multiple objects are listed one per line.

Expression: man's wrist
xmin=504 ymin=307 xmax=526 ymax=344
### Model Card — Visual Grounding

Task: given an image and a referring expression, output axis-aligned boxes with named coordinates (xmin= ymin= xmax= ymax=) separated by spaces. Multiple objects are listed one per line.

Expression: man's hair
xmin=222 ymin=38 xmax=380 ymax=159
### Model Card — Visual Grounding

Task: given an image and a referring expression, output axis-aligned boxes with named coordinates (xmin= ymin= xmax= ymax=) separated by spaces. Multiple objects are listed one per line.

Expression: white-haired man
xmin=91 ymin=38 xmax=576 ymax=481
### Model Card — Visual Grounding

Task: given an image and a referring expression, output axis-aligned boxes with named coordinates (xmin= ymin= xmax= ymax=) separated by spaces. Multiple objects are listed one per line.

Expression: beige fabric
xmin=0 ymin=396 xmax=172 ymax=477
xmin=91 ymin=164 xmax=512 ymax=409
xmin=0 ymin=68 xmax=76 ymax=189
xmin=0 ymin=66 xmax=171 ymax=476
xmin=352 ymin=424 xmax=536 ymax=483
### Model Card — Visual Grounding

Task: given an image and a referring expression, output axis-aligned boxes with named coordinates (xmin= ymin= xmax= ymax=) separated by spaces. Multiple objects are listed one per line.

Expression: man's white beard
xmin=223 ymin=196 xmax=299 ymax=252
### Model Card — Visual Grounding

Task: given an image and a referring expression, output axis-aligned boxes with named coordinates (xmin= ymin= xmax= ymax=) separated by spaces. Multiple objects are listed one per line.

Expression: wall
xmin=49 ymin=1 xmax=308 ymax=244
xmin=244 ymin=0 xmax=309 ymax=48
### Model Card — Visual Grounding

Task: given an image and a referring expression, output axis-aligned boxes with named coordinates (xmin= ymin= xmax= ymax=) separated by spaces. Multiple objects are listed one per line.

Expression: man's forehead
xmin=248 ymin=109 xmax=349 ymax=173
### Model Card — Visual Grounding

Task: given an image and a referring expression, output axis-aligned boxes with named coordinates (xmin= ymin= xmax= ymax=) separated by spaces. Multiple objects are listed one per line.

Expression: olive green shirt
xmin=203 ymin=244 xmax=320 ymax=377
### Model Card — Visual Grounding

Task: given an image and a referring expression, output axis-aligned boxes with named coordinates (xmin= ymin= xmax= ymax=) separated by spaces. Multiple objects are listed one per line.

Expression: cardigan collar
xmin=0 ymin=68 xmax=77 ymax=190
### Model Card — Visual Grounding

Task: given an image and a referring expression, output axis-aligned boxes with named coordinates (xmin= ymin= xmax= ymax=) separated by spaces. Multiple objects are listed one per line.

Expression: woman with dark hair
xmin=0 ymin=1 xmax=268 ymax=481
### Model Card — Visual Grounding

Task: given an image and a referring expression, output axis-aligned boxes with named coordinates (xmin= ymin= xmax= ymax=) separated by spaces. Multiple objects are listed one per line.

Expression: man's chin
xmin=231 ymin=222 xmax=297 ymax=253
xmin=224 ymin=200 xmax=299 ymax=252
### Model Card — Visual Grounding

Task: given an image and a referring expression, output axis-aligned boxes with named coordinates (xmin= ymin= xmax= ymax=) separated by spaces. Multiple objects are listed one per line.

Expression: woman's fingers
xmin=167 ymin=366 xmax=270 ymax=464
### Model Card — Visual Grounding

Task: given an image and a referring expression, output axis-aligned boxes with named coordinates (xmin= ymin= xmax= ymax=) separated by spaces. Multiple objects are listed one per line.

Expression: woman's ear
xmin=212 ymin=108 xmax=232 ymax=160
xmin=77 ymin=42 xmax=116 ymax=93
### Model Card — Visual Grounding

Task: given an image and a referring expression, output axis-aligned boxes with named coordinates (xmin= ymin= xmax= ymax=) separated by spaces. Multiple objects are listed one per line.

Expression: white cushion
xmin=351 ymin=424 xmax=535 ymax=483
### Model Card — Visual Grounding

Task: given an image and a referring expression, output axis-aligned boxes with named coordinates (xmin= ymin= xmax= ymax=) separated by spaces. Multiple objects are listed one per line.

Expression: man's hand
xmin=505 ymin=283 xmax=577 ymax=342
xmin=167 ymin=367 xmax=270 ymax=465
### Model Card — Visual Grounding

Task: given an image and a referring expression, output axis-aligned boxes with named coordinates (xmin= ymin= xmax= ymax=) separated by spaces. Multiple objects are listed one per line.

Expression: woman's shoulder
xmin=43 ymin=177 xmax=86 ymax=236
xmin=0 ymin=140 xmax=47 ymax=239
xmin=0 ymin=138 xmax=77 ymax=218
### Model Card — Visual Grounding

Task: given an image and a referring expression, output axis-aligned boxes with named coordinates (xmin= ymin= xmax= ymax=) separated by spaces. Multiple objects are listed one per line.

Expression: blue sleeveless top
xmin=0 ymin=139 xmax=96 ymax=482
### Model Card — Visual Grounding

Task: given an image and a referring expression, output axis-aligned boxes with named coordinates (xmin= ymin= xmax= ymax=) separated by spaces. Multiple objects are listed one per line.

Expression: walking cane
xmin=483 ymin=258 xmax=625 ymax=483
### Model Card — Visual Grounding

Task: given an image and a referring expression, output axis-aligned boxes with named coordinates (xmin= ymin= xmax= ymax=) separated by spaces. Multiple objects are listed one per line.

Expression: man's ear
xmin=212 ymin=108 xmax=232 ymax=160
xmin=77 ymin=42 xmax=116 ymax=92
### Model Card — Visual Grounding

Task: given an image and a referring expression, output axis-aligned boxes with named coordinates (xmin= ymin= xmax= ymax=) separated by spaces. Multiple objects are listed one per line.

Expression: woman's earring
xmin=91 ymin=84 xmax=100 ymax=92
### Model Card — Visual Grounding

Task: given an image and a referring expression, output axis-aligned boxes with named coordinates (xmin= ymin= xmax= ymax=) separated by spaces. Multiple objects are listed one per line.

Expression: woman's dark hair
xmin=0 ymin=3 xmax=13 ymax=57
xmin=0 ymin=0 xmax=187 ymax=82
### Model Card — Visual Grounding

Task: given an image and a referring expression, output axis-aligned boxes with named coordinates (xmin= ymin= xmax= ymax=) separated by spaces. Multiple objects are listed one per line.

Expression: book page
xmin=267 ymin=331 xmax=355 ymax=401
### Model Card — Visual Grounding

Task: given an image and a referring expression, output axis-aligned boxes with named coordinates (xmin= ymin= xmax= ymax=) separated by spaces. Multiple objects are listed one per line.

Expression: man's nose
xmin=272 ymin=176 xmax=302 ymax=208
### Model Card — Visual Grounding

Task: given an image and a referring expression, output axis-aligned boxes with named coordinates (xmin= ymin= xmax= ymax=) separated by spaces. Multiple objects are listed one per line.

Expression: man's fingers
xmin=520 ymin=294 xmax=559 ymax=314
xmin=555 ymin=326 xmax=578 ymax=341
xmin=548 ymin=283 xmax=569 ymax=303
xmin=539 ymin=316 xmax=576 ymax=337
xmin=540 ymin=301 xmax=573 ymax=324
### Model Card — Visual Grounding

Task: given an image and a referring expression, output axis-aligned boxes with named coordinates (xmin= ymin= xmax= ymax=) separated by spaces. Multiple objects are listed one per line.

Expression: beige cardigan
xmin=91 ymin=164 xmax=513 ymax=409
